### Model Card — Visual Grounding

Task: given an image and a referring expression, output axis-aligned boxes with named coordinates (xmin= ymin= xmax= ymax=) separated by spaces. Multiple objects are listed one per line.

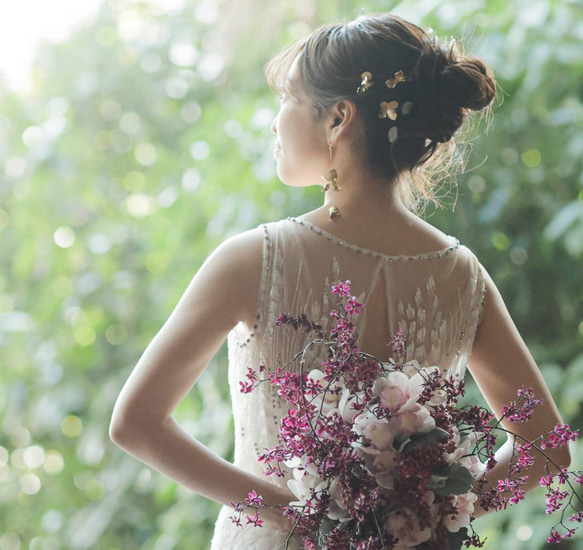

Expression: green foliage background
xmin=1 ymin=0 xmax=582 ymax=548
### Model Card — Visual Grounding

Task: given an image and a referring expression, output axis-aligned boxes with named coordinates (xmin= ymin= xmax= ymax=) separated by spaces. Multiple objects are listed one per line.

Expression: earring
xmin=321 ymin=142 xmax=341 ymax=220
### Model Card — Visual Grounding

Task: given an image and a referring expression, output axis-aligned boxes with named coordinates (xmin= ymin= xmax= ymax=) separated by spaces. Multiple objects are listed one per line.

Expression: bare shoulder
xmin=108 ymin=223 xmax=266 ymax=431
xmin=211 ymin=223 xmax=265 ymax=328
xmin=400 ymin=213 xmax=457 ymax=249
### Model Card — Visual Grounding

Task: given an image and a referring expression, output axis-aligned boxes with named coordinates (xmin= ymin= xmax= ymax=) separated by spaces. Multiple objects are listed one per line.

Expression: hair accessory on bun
xmin=388 ymin=126 xmax=399 ymax=143
xmin=385 ymin=69 xmax=409 ymax=88
xmin=356 ymin=68 xmax=412 ymax=143
xmin=356 ymin=71 xmax=374 ymax=94
xmin=378 ymin=100 xmax=399 ymax=120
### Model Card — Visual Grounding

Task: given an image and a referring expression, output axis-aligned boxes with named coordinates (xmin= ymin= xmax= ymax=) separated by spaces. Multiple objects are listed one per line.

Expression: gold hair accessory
xmin=385 ymin=69 xmax=409 ymax=88
xmin=388 ymin=126 xmax=399 ymax=143
xmin=356 ymin=71 xmax=374 ymax=95
xmin=382 ymin=70 xmax=413 ymax=144
xmin=356 ymin=68 xmax=412 ymax=144
xmin=378 ymin=100 xmax=399 ymax=120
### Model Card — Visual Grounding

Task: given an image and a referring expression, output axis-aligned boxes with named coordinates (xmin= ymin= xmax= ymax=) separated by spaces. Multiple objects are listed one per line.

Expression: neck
xmin=321 ymin=164 xmax=413 ymax=226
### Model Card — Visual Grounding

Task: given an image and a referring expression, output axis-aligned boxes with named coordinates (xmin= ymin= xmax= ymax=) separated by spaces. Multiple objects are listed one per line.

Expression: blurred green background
xmin=1 ymin=0 xmax=582 ymax=548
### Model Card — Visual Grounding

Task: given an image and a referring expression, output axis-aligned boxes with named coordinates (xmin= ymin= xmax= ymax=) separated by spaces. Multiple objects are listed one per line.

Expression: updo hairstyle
xmin=264 ymin=13 xmax=498 ymax=216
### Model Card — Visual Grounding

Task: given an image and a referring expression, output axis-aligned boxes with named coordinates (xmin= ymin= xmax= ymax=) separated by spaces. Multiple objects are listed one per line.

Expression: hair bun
xmin=440 ymin=57 xmax=497 ymax=112
xmin=409 ymin=35 xmax=496 ymax=143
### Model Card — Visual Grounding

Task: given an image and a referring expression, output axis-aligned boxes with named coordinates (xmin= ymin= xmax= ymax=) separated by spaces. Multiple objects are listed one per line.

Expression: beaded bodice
xmin=209 ymin=217 xmax=486 ymax=550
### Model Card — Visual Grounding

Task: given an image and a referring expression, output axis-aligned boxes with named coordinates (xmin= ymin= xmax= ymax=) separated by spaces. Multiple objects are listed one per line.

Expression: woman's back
xmin=209 ymin=215 xmax=485 ymax=550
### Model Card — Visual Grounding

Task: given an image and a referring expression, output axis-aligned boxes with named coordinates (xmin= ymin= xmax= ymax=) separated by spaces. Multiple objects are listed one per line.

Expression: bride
xmin=109 ymin=12 xmax=571 ymax=549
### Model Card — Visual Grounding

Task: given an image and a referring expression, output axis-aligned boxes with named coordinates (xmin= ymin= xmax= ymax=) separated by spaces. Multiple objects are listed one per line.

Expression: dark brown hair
xmin=264 ymin=13 xmax=498 ymax=216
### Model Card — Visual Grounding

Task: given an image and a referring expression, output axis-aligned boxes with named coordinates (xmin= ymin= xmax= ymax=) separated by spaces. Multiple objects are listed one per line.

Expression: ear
xmin=328 ymin=99 xmax=359 ymax=143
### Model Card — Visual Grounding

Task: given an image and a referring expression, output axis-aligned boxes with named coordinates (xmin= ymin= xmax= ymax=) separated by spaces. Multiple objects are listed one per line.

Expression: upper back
xmin=231 ymin=216 xmax=485 ymax=383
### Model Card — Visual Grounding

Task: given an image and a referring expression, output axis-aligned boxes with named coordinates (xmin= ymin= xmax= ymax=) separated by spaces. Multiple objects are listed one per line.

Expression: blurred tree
xmin=0 ymin=0 xmax=581 ymax=548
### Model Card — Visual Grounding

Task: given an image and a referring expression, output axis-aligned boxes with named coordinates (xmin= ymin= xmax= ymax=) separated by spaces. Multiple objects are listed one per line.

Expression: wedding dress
xmin=209 ymin=216 xmax=486 ymax=550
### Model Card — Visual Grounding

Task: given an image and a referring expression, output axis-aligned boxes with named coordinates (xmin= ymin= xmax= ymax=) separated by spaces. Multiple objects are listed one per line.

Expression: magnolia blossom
xmin=286 ymin=458 xmax=327 ymax=512
xmin=444 ymin=491 xmax=478 ymax=532
xmin=353 ymin=444 xmax=397 ymax=489
xmin=353 ymin=410 xmax=395 ymax=451
xmin=460 ymin=454 xmax=488 ymax=479
xmin=307 ymin=369 xmax=347 ymax=417
xmin=444 ymin=430 xmax=488 ymax=478
xmin=423 ymin=489 xmax=442 ymax=530
xmin=389 ymin=399 xmax=436 ymax=435
xmin=284 ymin=455 xmax=352 ymax=522
xmin=337 ymin=387 xmax=364 ymax=424
xmin=327 ymin=476 xmax=352 ymax=522
xmin=385 ymin=507 xmax=432 ymax=548
xmin=373 ymin=368 xmax=447 ymax=411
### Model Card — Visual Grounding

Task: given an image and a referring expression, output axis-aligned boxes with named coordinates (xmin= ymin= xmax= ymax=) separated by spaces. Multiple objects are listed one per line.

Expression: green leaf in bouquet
xmin=317 ymin=516 xmax=337 ymax=549
xmin=405 ymin=426 xmax=450 ymax=449
xmin=351 ymin=465 xmax=368 ymax=479
xmin=432 ymin=463 xmax=475 ymax=496
xmin=446 ymin=526 xmax=468 ymax=550
xmin=428 ymin=473 xmax=448 ymax=490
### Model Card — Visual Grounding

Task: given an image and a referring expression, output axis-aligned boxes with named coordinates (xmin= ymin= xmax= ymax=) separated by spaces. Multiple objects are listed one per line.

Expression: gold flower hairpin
xmin=385 ymin=69 xmax=409 ymax=88
xmin=378 ymin=99 xmax=413 ymax=121
xmin=356 ymin=71 xmax=374 ymax=95
xmin=356 ymin=69 xmax=413 ymax=144
xmin=378 ymin=100 xmax=399 ymax=120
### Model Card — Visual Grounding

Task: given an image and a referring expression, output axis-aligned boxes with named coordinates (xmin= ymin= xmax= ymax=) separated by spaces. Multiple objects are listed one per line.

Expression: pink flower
xmin=337 ymin=387 xmax=363 ymax=424
xmin=326 ymin=477 xmax=352 ymax=522
xmin=353 ymin=411 xmax=395 ymax=450
xmin=307 ymin=369 xmax=346 ymax=416
xmin=355 ymin=444 xmax=398 ymax=489
xmin=444 ymin=491 xmax=477 ymax=532
xmin=459 ymin=454 xmax=488 ymax=479
xmin=390 ymin=400 xmax=436 ymax=435
xmin=444 ymin=430 xmax=487 ymax=478
xmin=385 ymin=508 xmax=432 ymax=548
xmin=345 ymin=296 xmax=364 ymax=316
xmin=331 ymin=279 xmax=351 ymax=297
xmin=374 ymin=371 xmax=410 ymax=410
xmin=374 ymin=365 xmax=445 ymax=419
xmin=245 ymin=510 xmax=264 ymax=527
xmin=422 ymin=490 xmax=442 ymax=529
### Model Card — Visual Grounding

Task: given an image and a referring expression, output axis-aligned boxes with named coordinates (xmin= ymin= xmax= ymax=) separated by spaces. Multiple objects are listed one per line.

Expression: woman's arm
xmin=111 ymin=416 xmax=293 ymax=530
xmin=109 ymin=225 xmax=294 ymax=530
xmin=467 ymin=262 xmax=572 ymax=518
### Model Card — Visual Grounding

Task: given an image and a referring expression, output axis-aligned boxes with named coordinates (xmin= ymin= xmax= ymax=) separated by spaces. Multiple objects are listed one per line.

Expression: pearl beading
xmin=231 ymin=223 xmax=271 ymax=349
xmin=286 ymin=216 xmax=460 ymax=261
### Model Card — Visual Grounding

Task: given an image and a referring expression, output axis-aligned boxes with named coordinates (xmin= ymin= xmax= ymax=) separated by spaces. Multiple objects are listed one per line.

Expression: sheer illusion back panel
xmin=274 ymin=218 xmax=486 ymax=381
xmin=209 ymin=217 xmax=486 ymax=550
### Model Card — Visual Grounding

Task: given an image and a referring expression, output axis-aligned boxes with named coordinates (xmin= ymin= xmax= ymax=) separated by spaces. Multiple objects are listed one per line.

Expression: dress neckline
xmin=285 ymin=216 xmax=460 ymax=261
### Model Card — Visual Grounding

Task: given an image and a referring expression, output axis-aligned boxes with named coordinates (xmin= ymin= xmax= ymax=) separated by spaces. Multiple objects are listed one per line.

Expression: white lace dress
xmin=209 ymin=217 xmax=486 ymax=550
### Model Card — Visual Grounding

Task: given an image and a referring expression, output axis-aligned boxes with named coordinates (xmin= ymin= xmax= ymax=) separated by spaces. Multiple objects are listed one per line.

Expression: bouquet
xmin=229 ymin=279 xmax=582 ymax=549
